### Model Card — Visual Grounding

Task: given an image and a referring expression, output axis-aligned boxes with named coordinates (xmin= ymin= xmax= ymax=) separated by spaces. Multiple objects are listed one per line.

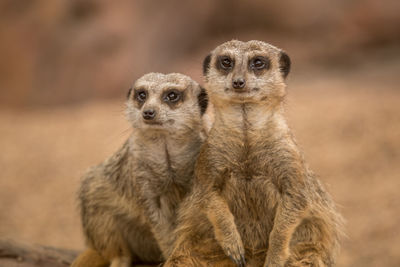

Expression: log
xmin=0 ymin=239 xmax=159 ymax=267
xmin=0 ymin=238 xmax=78 ymax=267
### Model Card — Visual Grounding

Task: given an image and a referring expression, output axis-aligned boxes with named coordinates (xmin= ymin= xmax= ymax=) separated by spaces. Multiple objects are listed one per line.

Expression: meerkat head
xmin=126 ymin=73 xmax=208 ymax=135
xmin=202 ymin=40 xmax=290 ymax=106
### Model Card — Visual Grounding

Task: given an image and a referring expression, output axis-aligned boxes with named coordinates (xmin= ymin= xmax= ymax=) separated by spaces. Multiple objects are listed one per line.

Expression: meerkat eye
xmin=136 ymin=90 xmax=147 ymax=102
xmin=253 ymin=58 xmax=265 ymax=69
xmin=219 ymin=56 xmax=234 ymax=70
xmin=164 ymin=90 xmax=181 ymax=103
xmin=250 ymin=56 xmax=270 ymax=71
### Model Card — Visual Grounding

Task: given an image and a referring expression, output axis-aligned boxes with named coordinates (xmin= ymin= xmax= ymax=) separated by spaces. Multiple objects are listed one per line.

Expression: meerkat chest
xmin=134 ymin=156 xmax=192 ymax=187
xmin=133 ymin=140 xmax=198 ymax=192
xmin=208 ymin=130 xmax=281 ymax=228
xmin=209 ymin=105 xmax=287 ymax=178
xmin=220 ymin=174 xmax=278 ymax=249
xmin=216 ymin=144 xmax=279 ymax=249
xmin=221 ymin=170 xmax=279 ymax=216
xmin=209 ymin=130 xmax=272 ymax=178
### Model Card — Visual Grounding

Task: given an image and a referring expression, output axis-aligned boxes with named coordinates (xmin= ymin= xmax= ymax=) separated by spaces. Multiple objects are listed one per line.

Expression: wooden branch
xmin=0 ymin=238 xmax=78 ymax=267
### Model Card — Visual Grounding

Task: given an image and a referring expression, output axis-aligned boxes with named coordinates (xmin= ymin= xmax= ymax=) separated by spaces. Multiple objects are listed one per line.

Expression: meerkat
xmin=71 ymin=72 xmax=208 ymax=267
xmin=164 ymin=40 xmax=344 ymax=267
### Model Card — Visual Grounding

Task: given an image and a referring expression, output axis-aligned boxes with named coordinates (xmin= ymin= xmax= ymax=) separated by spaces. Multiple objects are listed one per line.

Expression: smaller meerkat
xmin=165 ymin=40 xmax=343 ymax=267
xmin=71 ymin=73 xmax=208 ymax=267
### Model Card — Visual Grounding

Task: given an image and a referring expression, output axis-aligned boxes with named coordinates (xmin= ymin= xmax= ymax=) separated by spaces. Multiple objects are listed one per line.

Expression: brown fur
xmin=71 ymin=73 xmax=207 ymax=267
xmin=71 ymin=248 xmax=109 ymax=267
xmin=164 ymin=40 xmax=344 ymax=267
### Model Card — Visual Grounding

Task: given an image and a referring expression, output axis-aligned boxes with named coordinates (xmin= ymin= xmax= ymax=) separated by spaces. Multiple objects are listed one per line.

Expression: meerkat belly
xmin=157 ymin=189 xmax=183 ymax=221
xmin=222 ymin=171 xmax=279 ymax=250
xmin=142 ymin=167 xmax=190 ymax=225
xmin=125 ymin=216 xmax=162 ymax=261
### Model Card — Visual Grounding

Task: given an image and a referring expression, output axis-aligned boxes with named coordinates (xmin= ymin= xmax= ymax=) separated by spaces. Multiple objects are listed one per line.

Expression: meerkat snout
xmin=142 ymin=108 xmax=156 ymax=121
xmin=232 ymin=77 xmax=246 ymax=90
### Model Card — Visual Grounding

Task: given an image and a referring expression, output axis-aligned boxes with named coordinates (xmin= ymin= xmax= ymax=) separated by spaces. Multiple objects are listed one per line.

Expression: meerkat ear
xmin=203 ymin=54 xmax=212 ymax=76
xmin=127 ymin=87 xmax=133 ymax=99
xmin=197 ymin=86 xmax=208 ymax=115
xmin=279 ymin=51 xmax=291 ymax=78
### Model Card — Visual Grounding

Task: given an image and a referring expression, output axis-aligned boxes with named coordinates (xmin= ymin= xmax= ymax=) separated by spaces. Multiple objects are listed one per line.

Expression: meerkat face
xmin=203 ymin=40 xmax=291 ymax=105
xmin=126 ymin=73 xmax=207 ymax=134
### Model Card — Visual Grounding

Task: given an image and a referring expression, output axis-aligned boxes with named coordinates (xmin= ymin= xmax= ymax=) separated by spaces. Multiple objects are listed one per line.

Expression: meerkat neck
xmin=130 ymin=128 xmax=202 ymax=166
xmin=212 ymin=101 xmax=285 ymax=133
xmin=126 ymin=130 xmax=201 ymax=187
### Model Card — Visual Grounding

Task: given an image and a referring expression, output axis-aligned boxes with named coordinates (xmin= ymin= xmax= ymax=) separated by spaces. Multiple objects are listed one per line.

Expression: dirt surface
xmin=0 ymin=64 xmax=399 ymax=266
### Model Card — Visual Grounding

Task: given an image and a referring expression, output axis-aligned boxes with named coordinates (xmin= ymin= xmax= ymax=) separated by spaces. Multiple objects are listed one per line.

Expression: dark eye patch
xmin=279 ymin=51 xmax=291 ymax=78
xmin=203 ymin=54 xmax=211 ymax=75
xmin=133 ymin=88 xmax=147 ymax=107
xmin=164 ymin=90 xmax=180 ymax=102
xmin=249 ymin=56 xmax=270 ymax=73
xmin=162 ymin=89 xmax=183 ymax=107
xmin=216 ymin=55 xmax=234 ymax=74
xmin=127 ymin=87 xmax=132 ymax=99
xmin=197 ymin=86 xmax=208 ymax=115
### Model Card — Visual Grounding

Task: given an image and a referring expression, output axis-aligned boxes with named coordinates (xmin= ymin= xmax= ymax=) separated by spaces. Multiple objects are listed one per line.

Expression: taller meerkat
xmin=72 ymin=73 xmax=208 ymax=267
xmin=165 ymin=40 xmax=343 ymax=267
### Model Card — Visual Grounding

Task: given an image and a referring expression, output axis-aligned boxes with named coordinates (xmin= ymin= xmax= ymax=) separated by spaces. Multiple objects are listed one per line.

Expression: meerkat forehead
xmin=212 ymin=40 xmax=282 ymax=58
xmin=134 ymin=72 xmax=195 ymax=91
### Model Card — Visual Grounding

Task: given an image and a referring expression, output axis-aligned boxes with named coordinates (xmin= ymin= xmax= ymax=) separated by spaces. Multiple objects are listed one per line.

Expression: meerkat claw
xmin=226 ymin=245 xmax=246 ymax=267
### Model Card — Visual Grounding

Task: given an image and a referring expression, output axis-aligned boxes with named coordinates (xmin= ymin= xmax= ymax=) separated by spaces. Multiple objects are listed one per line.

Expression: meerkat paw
xmin=214 ymin=227 xmax=246 ymax=266
xmin=218 ymin=239 xmax=246 ymax=267
xmin=263 ymin=260 xmax=284 ymax=267
xmin=226 ymin=244 xmax=246 ymax=267
xmin=110 ymin=256 xmax=131 ymax=267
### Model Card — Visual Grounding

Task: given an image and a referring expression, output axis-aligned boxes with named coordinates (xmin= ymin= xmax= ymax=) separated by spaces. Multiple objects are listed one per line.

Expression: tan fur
xmin=71 ymin=73 xmax=207 ymax=267
xmin=165 ymin=40 xmax=344 ymax=267
xmin=71 ymin=248 xmax=108 ymax=267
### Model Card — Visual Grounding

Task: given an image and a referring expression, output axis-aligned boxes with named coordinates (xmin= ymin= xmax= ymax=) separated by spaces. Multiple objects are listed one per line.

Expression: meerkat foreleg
xmin=206 ymin=191 xmax=246 ymax=267
xmin=264 ymin=182 xmax=308 ymax=267
xmin=70 ymin=248 xmax=109 ymax=267
xmin=145 ymin=206 xmax=175 ymax=257
xmin=110 ymin=256 xmax=131 ymax=267
xmin=136 ymin=183 xmax=176 ymax=258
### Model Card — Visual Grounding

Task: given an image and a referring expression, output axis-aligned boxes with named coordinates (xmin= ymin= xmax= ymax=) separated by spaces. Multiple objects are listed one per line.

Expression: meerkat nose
xmin=143 ymin=109 xmax=156 ymax=120
xmin=232 ymin=78 xmax=246 ymax=89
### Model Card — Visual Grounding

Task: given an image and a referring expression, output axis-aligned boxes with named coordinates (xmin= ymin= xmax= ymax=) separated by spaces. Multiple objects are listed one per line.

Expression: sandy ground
xmin=0 ymin=65 xmax=399 ymax=266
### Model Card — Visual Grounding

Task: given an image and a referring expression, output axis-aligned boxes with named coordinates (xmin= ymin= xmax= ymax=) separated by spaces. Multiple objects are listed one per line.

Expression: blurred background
xmin=0 ymin=0 xmax=399 ymax=266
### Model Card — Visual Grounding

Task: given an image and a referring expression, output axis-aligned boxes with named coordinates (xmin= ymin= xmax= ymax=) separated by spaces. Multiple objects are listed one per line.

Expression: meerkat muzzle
xmin=143 ymin=109 xmax=156 ymax=120
xmin=232 ymin=78 xmax=246 ymax=90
